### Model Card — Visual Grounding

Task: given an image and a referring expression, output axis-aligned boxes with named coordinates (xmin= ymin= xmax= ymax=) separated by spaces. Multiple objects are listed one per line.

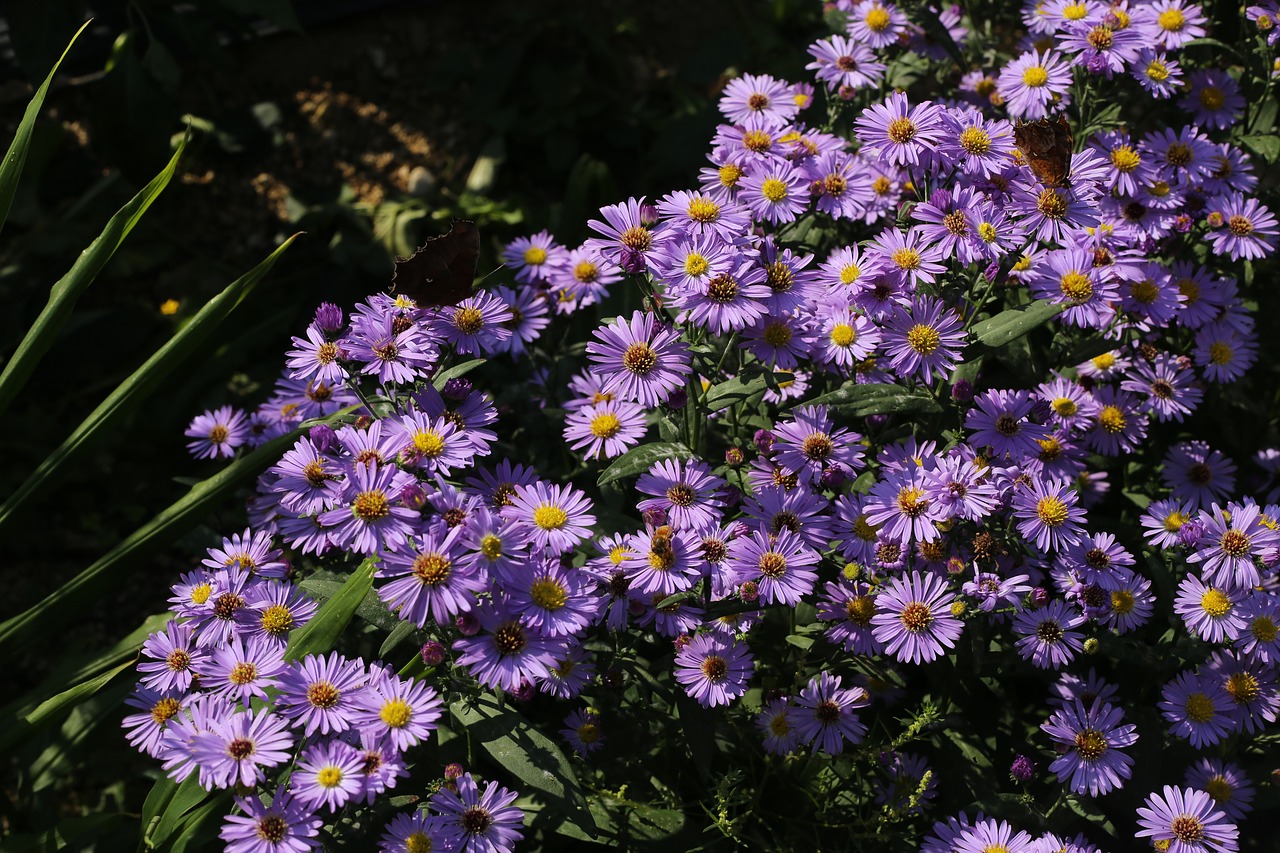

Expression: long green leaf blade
xmin=968 ymin=299 xmax=1066 ymax=351
xmin=0 ymin=659 xmax=132 ymax=754
xmin=284 ymin=557 xmax=377 ymax=661
xmin=597 ymin=441 xmax=693 ymax=486
xmin=0 ymin=136 xmax=187 ymax=415
xmin=0 ymin=234 xmax=301 ymax=532
xmin=0 ymin=20 xmax=90 ymax=237
xmin=451 ymin=693 xmax=598 ymax=838
xmin=0 ymin=407 xmax=356 ymax=657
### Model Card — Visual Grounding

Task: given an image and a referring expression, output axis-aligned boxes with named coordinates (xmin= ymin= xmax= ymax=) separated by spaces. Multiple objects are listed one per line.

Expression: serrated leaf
xmin=805 ymin=383 xmax=942 ymax=417
xmin=0 ymin=235 xmax=302 ymax=533
xmin=451 ymin=694 xmax=598 ymax=838
xmin=0 ymin=21 xmax=90 ymax=238
xmin=596 ymin=441 xmax=694 ymax=486
xmin=969 ymin=299 xmax=1066 ymax=350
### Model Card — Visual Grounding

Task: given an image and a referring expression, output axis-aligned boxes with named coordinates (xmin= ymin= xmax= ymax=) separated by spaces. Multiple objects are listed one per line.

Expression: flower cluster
xmin=159 ymin=0 xmax=1280 ymax=848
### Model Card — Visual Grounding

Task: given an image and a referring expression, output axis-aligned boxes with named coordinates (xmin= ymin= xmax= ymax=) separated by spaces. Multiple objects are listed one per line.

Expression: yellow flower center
xmin=959 ymin=126 xmax=992 ymax=154
xmin=760 ymin=178 xmax=788 ymax=203
xmin=1036 ymin=495 xmax=1069 ymax=527
xmin=1158 ymin=8 xmax=1186 ymax=31
xmin=380 ymin=698 xmax=412 ymax=729
xmin=687 ymin=197 xmax=721 ymax=223
xmin=1059 ymin=272 xmax=1093 ymax=303
xmin=906 ymin=324 xmax=941 ymax=355
xmin=1200 ymin=588 xmax=1232 ymax=618
xmin=1022 ymin=66 xmax=1049 ymax=87
xmin=865 ymin=7 xmax=891 ymax=30
xmin=684 ymin=252 xmax=710 ymax=277
xmin=590 ymin=412 xmax=621 ymax=439
xmin=829 ymin=324 xmax=856 ymax=347
xmin=533 ymin=504 xmax=568 ymax=530
xmin=523 ymin=246 xmax=548 ymax=266
xmin=413 ymin=429 xmax=446 ymax=458
xmin=1110 ymin=146 xmax=1141 ymax=172
xmin=1098 ymin=405 xmax=1126 ymax=433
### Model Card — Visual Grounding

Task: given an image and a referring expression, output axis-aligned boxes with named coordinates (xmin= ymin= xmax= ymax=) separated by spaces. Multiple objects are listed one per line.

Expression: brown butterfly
xmin=1013 ymin=115 xmax=1074 ymax=189
xmin=390 ymin=219 xmax=480 ymax=307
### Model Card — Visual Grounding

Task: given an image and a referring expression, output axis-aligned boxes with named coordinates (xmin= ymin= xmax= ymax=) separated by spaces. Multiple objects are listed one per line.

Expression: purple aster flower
xmin=1135 ymin=786 xmax=1238 ymax=853
xmin=292 ymin=739 xmax=367 ymax=812
xmin=621 ymin=524 xmax=702 ymax=598
xmin=432 ymin=292 xmax=514 ymax=357
xmin=344 ymin=310 xmax=438 ymax=386
xmin=741 ymin=312 xmax=813 ymax=370
xmin=185 ymin=405 xmax=250 ymax=460
xmin=853 ymin=92 xmax=945 ymax=168
xmin=963 ymin=571 xmax=1032 ymax=614
xmin=1194 ymin=325 xmax=1258 ymax=384
xmin=1030 ymin=248 xmax=1119 ymax=330
xmin=939 ymin=110 xmax=1016 ymax=178
xmin=867 ymin=226 xmax=947 ymax=290
xmin=953 ymin=819 xmax=1034 ymax=853
xmin=1012 ymin=476 xmax=1087 ymax=553
xmin=1175 ymin=574 xmax=1246 ymax=643
xmin=269 ymin=437 xmax=341 ymax=515
xmin=503 ymin=481 xmax=596 ymax=555
xmin=453 ymin=603 xmax=562 ymax=692
xmin=138 ymin=620 xmax=209 ymax=694
xmin=655 ymin=189 xmax=751 ymax=241
xmin=586 ymin=310 xmax=691 ymax=408
xmin=387 ymin=410 xmax=470 ymax=476
xmin=1188 ymin=502 xmax=1274 ymax=591
xmin=1010 ymin=181 xmax=1101 ymax=246
xmin=506 ymin=559 xmax=594 ymax=637
xmin=319 ymin=461 xmax=420 ymax=555
xmin=202 ymin=527 xmax=288 ymax=579
xmin=817 ymin=577 xmax=885 ymax=655
xmin=206 ymin=635 xmax=288 ymax=707
xmin=883 ymin=297 xmax=966 ymax=384
xmin=220 ymin=789 xmax=322 ymax=853
xmin=792 ymin=671 xmax=869 ymax=755
xmin=1102 ymin=569 xmax=1154 ymax=634
xmin=492 ymin=284 xmax=550 ymax=357
xmin=1040 ymin=699 xmax=1137 ymax=796
xmin=342 ymin=728 xmax=409 ymax=804
xmin=563 ymin=399 xmax=647 ymax=460
xmin=1013 ymin=599 xmax=1086 ymax=669
xmin=718 ymin=72 xmax=800 ymax=127
xmin=584 ymin=197 xmax=667 ymax=273
xmin=966 ymin=389 xmax=1052 ymax=460
xmin=871 ymin=571 xmax=964 ymax=664
xmin=740 ymin=485 xmax=833 ymax=551
xmin=1204 ymin=650 xmax=1280 ymax=734
xmin=1235 ymin=594 xmax=1280 ymax=663
xmin=806 ymin=35 xmax=885 ymax=92
xmin=275 ymin=652 xmax=367 ymax=738
xmin=771 ymin=405 xmax=863 ymax=486
xmin=191 ymin=706 xmax=294 ymax=789
xmin=756 ymin=696 xmax=799 ymax=755
xmin=998 ymin=50 xmax=1072 ymax=120
xmin=431 ymin=772 xmax=525 ymax=853
xmin=811 ymin=307 xmax=880 ymax=371
xmin=502 ymin=230 xmax=564 ymax=284
xmin=1206 ymin=193 xmax=1279 ymax=261
xmin=1185 ymin=758 xmax=1255 ymax=823
xmin=1179 ymin=69 xmax=1244 ymax=131
xmin=379 ymin=811 xmax=448 ymax=853
xmin=728 ymin=528 xmax=820 ymax=606
xmin=1082 ymin=385 xmax=1147 ymax=457
xmin=865 ymin=467 xmax=946 ymax=545
xmin=674 ymin=633 xmax=754 ymax=707
xmin=923 ymin=455 xmax=999 ymax=522
xmin=351 ymin=672 xmax=442 ymax=752
xmin=1133 ymin=48 xmax=1184 ymax=97
xmin=1163 ymin=442 xmax=1237 ymax=512
xmin=739 ymin=162 xmax=809 ymax=225
xmin=1133 ymin=0 xmax=1208 ymax=48
xmin=1120 ymin=353 xmax=1203 ymax=422
xmin=636 ymin=458 xmax=727 ymax=531
xmin=875 ymin=751 xmax=937 ymax=814
xmin=561 ymin=708 xmax=605 ymax=756
xmin=123 ymin=687 xmax=188 ymax=759
xmin=286 ymin=323 xmax=348 ymax=386
xmin=379 ymin=525 xmax=485 ymax=629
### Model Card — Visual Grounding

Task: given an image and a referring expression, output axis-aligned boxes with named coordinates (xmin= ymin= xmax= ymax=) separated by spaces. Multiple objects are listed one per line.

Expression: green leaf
xmin=0 ymin=21 xmax=90 ymax=238
xmin=1 ymin=812 xmax=122 ymax=852
xmin=805 ymin=383 xmax=942 ymax=417
xmin=0 ymin=136 xmax=188 ymax=416
xmin=451 ymin=694 xmax=598 ymax=837
xmin=380 ymin=619 xmax=417 ymax=658
xmin=674 ymin=688 xmax=715 ymax=781
xmin=0 ymin=659 xmax=132 ymax=754
xmin=596 ymin=441 xmax=694 ymax=486
xmin=703 ymin=372 xmax=785 ymax=411
xmin=147 ymin=775 xmax=227 ymax=850
xmin=432 ymin=357 xmax=487 ymax=389
xmin=1240 ymin=134 xmax=1280 ymax=163
xmin=0 ymin=407 xmax=356 ymax=657
xmin=0 ymin=234 xmax=301 ymax=534
xmin=969 ymin=299 xmax=1066 ymax=350
xmin=285 ymin=558 xmax=378 ymax=662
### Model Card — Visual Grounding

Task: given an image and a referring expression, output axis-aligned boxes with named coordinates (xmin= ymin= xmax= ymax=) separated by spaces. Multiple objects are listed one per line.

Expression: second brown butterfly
xmin=1012 ymin=115 xmax=1074 ymax=189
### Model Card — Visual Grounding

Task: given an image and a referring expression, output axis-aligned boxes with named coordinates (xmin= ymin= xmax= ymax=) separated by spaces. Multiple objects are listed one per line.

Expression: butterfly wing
xmin=391 ymin=219 xmax=480 ymax=307
xmin=1013 ymin=117 xmax=1073 ymax=189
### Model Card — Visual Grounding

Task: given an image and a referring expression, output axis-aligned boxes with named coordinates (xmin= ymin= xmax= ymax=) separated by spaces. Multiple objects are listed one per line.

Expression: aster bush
xmin=8 ymin=0 xmax=1280 ymax=850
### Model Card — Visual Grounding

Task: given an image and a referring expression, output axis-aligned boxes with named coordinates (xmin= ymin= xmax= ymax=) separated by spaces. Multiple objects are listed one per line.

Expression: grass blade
xmin=0 ymin=136 xmax=187 ymax=415
xmin=0 ymin=234 xmax=302 ymax=533
xmin=0 ymin=20 xmax=90 ymax=238
xmin=0 ymin=407 xmax=356 ymax=657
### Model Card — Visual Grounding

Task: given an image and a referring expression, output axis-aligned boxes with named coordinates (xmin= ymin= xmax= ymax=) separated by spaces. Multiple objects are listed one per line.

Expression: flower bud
xmin=309 ymin=423 xmax=338 ymax=453
xmin=420 ymin=641 xmax=446 ymax=666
